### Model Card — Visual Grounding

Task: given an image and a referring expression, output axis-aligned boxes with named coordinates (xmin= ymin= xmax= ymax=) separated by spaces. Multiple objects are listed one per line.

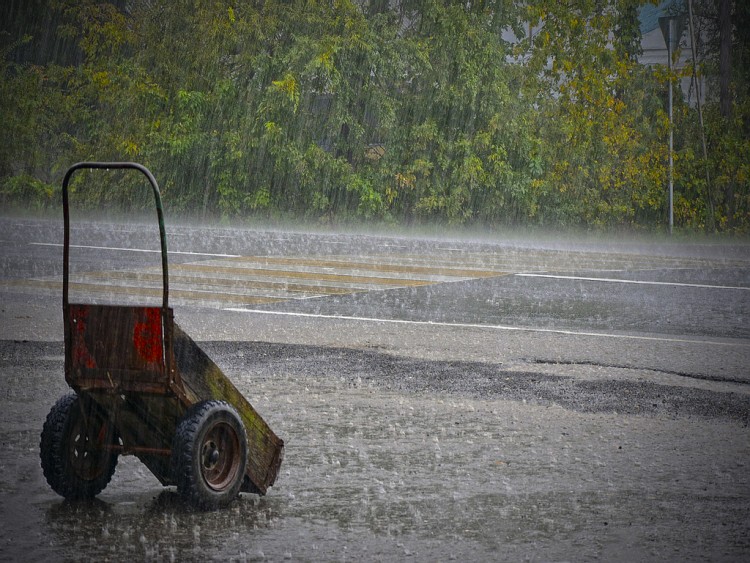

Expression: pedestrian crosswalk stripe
xmin=4 ymin=279 xmax=285 ymax=305
xmin=1 ymin=253 xmax=507 ymax=307
xmin=222 ymin=255 xmax=503 ymax=279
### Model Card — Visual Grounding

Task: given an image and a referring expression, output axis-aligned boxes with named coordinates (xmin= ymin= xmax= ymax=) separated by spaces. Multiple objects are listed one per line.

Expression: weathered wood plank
xmin=173 ymin=324 xmax=284 ymax=494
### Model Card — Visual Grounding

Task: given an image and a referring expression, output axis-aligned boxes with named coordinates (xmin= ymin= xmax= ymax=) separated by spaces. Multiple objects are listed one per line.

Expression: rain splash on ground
xmin=1 ymin=339 xmax=748 ymax=562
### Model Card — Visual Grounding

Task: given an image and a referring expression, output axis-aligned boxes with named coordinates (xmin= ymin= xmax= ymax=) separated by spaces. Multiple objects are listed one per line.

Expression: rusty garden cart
xmin=40 ymin=162 xmax=284 ymax=509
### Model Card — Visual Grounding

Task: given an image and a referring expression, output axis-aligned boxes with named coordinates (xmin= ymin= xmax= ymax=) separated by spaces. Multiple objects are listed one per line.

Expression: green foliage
xmin=521 ymin=0 xmax=670 ymax=228
xmin=1 ymin=0 xmax=747 ymax=232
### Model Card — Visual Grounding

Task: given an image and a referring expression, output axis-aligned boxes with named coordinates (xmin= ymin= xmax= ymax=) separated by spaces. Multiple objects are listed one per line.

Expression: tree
xmin=1 ymin=0 xmax=746 ymax=232
xmin=520 ymin=0 xmax=668 ymax=228
xmin=681 ymin=0 xmax=750 ymax=231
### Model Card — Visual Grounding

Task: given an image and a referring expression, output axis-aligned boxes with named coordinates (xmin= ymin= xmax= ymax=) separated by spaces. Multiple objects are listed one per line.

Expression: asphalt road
xmin=1 ymin=215 xmax=749 ymax=561
xmin=2 ymin=216 xmax=749 ymax=380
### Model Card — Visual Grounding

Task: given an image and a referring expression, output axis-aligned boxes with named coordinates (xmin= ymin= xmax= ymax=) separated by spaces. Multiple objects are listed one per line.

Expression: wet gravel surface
xmin=215 ymin=340 xmax=750 ymax=424
xmin=1 ymin=339 xmax=749 ymax=562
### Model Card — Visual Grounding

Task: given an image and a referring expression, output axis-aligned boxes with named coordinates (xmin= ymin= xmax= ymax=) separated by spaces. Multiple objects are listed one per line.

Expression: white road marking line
xmin=516 ymin=273 xmax=750 ymax=291
xmin=221 ymin=309 xmax=748 ymax=347
xmin=30 ymin=242 xmax=241 ymax=258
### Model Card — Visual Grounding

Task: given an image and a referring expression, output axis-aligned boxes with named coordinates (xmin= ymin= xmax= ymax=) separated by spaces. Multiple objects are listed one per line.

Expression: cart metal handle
xmin=62 ymin=162 xmax=169 ymax=310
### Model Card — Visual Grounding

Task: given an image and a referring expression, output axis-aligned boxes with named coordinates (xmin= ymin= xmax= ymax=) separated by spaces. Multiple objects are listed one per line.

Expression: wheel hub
xmin=203 ymin=441 xmax=221 ymax=469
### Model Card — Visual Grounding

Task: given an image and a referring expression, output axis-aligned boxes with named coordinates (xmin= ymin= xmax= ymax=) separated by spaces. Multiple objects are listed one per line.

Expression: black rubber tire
xmin=172 ymin=400 xmax=248 ymax=510
xmin=40 ymin=393 xmax=119 ymax=500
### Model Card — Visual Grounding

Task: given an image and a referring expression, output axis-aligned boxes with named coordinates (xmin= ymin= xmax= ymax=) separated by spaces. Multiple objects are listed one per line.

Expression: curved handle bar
xmin=62 ymin=162 xmax=169 ymax=310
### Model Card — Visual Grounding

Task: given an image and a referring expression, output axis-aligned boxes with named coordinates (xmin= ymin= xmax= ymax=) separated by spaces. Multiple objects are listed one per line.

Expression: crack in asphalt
xmin=526 ymin=358 xmax=750 ymax=387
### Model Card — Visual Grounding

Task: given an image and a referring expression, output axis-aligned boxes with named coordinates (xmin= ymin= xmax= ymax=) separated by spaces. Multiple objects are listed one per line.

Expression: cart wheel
xmin=40 ymin=393 xmax=119 ymax=500
xmin=172 ymin=400 xmax=248 ymax=510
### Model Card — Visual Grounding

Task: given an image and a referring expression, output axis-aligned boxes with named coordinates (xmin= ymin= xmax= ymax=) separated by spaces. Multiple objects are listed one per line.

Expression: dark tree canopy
xmin=1 ymin=0 xmax=748 ymax=232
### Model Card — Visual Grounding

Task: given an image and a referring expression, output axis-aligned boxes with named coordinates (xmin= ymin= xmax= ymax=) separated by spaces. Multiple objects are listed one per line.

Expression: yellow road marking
xmin=84 ymin=271 xmax=357 ymax=295
xmin=5 ymin=279 xmax=284 ymax=305
xmin=225 ymin=255 xmax=503 ymax=278
xmin=2 ymin=253 xmax=508 ymax=306
xmin=171 ymin=263 xmax=435 ymax=286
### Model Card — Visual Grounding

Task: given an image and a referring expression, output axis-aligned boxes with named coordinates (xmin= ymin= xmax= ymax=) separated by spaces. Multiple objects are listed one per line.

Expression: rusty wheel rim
xmin=200 ymin=421 xmax=242 ymax=492
xmin=68 ymin=416 xmax=108 ymax=481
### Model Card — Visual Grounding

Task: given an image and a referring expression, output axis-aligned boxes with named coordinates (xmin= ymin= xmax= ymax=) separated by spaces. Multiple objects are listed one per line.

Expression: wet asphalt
xmin=1 ymin=216 xmax=749 ymax=561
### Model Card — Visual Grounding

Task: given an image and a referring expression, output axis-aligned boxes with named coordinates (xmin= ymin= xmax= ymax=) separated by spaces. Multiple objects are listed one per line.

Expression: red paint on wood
xmin=134 ymin=308 xmax=163 ymax=364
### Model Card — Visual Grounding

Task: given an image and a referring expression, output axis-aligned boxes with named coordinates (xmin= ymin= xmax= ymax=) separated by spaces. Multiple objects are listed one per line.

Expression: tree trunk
xmin=719 ymin=0 xmax=732 ymax=119
xmin=718 ymin=0 xmax=735 ymax=228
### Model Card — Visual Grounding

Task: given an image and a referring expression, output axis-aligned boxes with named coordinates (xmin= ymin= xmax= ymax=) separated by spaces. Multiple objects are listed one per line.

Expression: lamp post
xmin=659 ymin=14 xmax=685 ymax=235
